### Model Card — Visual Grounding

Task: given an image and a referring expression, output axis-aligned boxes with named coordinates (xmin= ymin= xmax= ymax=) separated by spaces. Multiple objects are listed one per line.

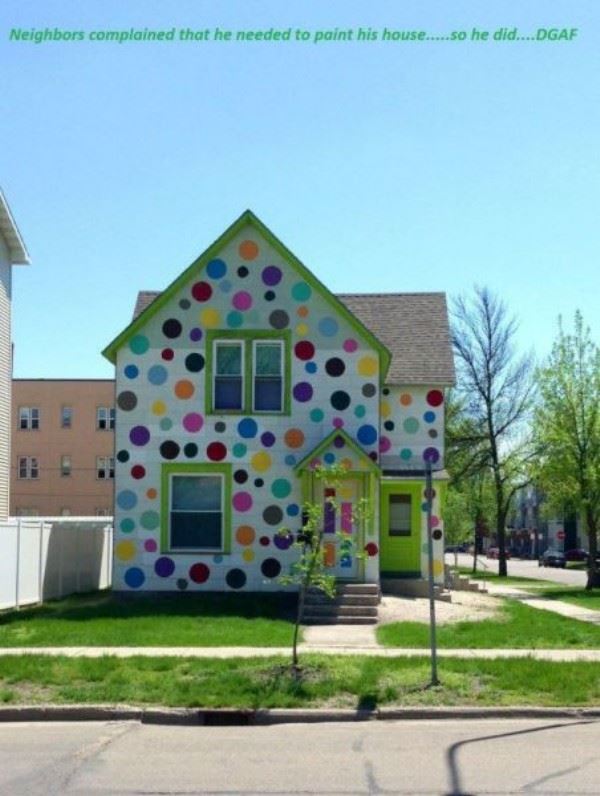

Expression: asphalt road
xmin=447 ymin=553 xmax=587 ymax=588
xmin=1 ymin=718 xmax=599 ymax=795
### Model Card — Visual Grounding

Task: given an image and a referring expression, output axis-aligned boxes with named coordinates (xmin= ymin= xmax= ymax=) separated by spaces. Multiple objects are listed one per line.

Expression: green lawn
xmin=0 ymin=591 xmax=298 ymax=648
xmin=377 ymin=600 xmax=600 ymax=649
xmin=1 ymin=654 xmax=599 ymax=708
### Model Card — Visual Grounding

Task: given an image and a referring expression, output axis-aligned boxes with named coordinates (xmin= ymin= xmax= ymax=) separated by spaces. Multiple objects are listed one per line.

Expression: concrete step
xmin=302 ymin=615 xmax=378 ymax=625
xmin=304 ymin=604 xmax=379 ymax=617
xmin=381 ymin=578 xmax=451 ymax=601
xmin=304 ymin=593 xmax=380 ymax=607
xmin=334 ymin=583 xmax=379 ymax=595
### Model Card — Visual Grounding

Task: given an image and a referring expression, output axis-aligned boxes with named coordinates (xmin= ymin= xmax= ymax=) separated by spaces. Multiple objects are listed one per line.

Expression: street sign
xmin=556 ymin=530 xmax=565 ymax=540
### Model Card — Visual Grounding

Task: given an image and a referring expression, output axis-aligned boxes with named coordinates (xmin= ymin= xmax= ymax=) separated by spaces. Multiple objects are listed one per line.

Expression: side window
xmin=61 ymin=406 xmax=73 ymax=428
xmin=97 ymin=407 xmax=115 ymax=430
xmin=253 ymin=341 xmax=283 ymax=412
xmin=19 ymin=407 xmax=40 ymax=430
xmin=389 ymin=494 xmax=412 ymax=536
xmin=214 ymin=342 xmax=244 ymax=411
xmin=60 ymin=455 xmax=72 ymax=477
xmin=169 ymin=473 xmax=224 ymax=551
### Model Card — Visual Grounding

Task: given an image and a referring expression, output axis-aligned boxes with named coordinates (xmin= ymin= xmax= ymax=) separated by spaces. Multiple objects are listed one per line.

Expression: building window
xmin=96 ymin=456 xmax=115 ymax=479
xmin=209 ymin=333 xmax=288 ymax=414
xmin=60 ymin=455 xmax=72 ymax=477
xmin=60 ymin=507 xmax=71 ymax=517
xmin=389 ymin=494 xmax=412 ymax=536
xmin=97 ymin=407 xmax=115 ymax=430
xmin=162 ymin=464 xmax=231 ymax=553
xmin=253 ymin=340 xmax=283 ymax=412
xmin=18 ymin=456 xmax=39 ymax=479
xmin=19 ymin=407 xmax=39 ymax=430
xmin=214 ymin=341 xmax=244 ymax=411
xmin=61 ymin=406 xmax=73 ymax=428
xmin=16 ymin=507 xmax=39 ymax=517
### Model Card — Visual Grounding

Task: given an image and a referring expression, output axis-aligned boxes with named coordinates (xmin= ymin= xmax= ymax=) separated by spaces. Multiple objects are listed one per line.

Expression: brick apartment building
xmin=10 ymin=379 xmax=115 ymax=517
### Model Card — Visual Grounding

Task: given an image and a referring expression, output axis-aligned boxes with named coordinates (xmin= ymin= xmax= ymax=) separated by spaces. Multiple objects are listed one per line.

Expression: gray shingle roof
xmin=132 ymin=290 xmax=455 ymax=386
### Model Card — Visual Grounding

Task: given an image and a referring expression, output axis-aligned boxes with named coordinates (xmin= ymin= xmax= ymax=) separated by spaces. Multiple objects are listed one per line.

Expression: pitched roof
xmin=337 ymin=293 xmax=455 ymax=385
xmin=132 ymin=290 xmax=455 ymax=386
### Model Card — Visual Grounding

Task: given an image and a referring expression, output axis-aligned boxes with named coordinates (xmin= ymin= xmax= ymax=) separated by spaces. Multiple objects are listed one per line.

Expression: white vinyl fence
xmin=0 ymin=518 xmax=113 ymax=611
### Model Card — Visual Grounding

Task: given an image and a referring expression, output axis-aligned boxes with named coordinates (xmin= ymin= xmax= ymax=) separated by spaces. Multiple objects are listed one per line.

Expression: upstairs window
xmin=61 ymin=406 xmax=73 ymax=428
xmin=97 ymin=407 xmax=115 ymax=430
xmin=253 ymin=341 xmax=283 ymax=412
xmin=96 ymin=456 xmax=115 ymax=480
xmin=209 ymin=333 xmax=289 ymax=414
xmin=214 ymin=341 xmax=244 ymax=411
xmin=19 ymin=407 xmax=39 ymax=430
xmin=60 ymin=455 xmax=72 ymax=477
xmin=18 ymin=456 xmax=39 ymax=479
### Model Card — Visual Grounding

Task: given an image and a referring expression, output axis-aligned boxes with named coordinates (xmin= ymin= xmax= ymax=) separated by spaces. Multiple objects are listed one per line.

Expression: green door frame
xmin=379 ymin=480 xmax=423 ymax=578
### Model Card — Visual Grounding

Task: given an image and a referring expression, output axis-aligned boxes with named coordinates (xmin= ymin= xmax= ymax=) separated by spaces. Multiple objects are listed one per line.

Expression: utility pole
xmin=425 ymin=460 xmax=439 ymax=686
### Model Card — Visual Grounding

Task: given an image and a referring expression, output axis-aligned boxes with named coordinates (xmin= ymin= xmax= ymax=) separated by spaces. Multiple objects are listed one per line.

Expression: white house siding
xmin=379 ymin=385 xmax=445 ymax=472
xmin=112 ymin=223 xmax=383 ymax=592
xmin=0 ymin=235 xmax=12 ymax=521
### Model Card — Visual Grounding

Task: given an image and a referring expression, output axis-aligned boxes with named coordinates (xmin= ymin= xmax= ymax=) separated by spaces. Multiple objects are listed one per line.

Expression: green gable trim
xmin=204 ymin=328 xmax=292 ymax=416
xmin=294 ymin=427 xmax=380 ymax=474
xmin=102 ymin=209 xmax=392 ymax=379
xmin=160 ymin=462 xmax=232 ymax=555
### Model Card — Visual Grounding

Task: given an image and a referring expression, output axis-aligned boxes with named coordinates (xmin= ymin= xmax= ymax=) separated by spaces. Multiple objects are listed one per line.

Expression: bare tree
xmin=451 ymin=287 xmax=535 ymax=576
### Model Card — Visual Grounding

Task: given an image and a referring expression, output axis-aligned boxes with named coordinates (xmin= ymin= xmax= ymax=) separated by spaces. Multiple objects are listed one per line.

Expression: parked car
xmin=564 ymin=548 xmax=588 ymax=562
xmin=486 ymin=547 xmax=511 ymax=560
xmin=539 ymin=549 xmax=566 ymax=568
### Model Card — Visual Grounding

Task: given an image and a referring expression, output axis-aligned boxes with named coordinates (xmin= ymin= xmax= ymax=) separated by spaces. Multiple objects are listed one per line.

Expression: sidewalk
xmin=478 ymin=582 xmax=600 ymax=625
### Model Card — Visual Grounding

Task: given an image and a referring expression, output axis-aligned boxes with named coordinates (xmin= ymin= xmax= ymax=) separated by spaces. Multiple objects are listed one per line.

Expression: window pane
xmin=216 ymin=343 xmax=242 ymax=375
xmin=389 ymin=494 xmax=411 ymax=536
xmin=215 ymin=377 xmax=243 ymax=410
xmin=172 ymin=475 xmax=221 ymax=511
xmin=255 ymin=343 xmax=281 ymax=376
xmin=171 ymin=512 xmax=222 ymax=549
xmin=62 ymin=407 xmax=72 ymax=428
xmin=254 ymin=378 xmax=282 ymax=411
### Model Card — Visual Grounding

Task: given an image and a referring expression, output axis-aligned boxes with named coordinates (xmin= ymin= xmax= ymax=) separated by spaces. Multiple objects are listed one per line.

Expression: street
xmin=447 ymin=553 xmax=587 ymax=588
xmin=0 ymin=718 xmax=599 ymax=795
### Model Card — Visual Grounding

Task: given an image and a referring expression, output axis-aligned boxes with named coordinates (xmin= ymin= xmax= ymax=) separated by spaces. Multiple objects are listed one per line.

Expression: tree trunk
xmin=585 ymin=510 xmax=599 ymax=590
xmin=497 ymin=506 xmax=508 ymax=578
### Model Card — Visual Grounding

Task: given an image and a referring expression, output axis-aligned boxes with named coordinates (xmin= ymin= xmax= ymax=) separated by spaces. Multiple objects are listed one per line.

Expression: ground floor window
xmin=163 ymin=464 xmax=231 ymax=553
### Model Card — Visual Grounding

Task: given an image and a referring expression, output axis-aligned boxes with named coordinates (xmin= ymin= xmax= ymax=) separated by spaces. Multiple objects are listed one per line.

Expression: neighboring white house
xmin=0 ymin=189 xmax=30 ymax=521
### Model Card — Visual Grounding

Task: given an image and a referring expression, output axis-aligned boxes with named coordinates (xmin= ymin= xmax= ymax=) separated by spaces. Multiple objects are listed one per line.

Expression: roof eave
xmin=0 ymin=190 xmax=30 ymax=265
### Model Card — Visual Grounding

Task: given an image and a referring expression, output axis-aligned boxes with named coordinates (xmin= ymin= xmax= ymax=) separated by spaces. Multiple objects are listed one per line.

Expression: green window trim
xmin=205 ymin=329 xmax=291 ymax=416
xmin=160 ymin=462 xmax=232 ymax=554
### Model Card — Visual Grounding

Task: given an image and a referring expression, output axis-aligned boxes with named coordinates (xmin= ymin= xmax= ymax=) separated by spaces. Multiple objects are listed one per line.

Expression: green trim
xmin=160 ymin=462 xmax=232 ymax=554
xmin=102 ymin=209 xmax=391 ymax=379
xmin=294 ymin=428 xmax=380 ymax=474
xmin=379 ymin=480 xmax=423 ymax=574
xmin=204 ymin=329 xmax=291 ymax=415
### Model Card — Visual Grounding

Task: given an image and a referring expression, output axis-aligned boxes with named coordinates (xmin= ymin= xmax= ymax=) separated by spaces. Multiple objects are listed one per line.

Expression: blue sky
xmin=2 ymin=0 xmax=598 ymax=379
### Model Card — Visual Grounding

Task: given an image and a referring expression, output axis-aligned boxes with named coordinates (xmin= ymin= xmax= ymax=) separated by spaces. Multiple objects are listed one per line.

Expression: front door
xmin=379 ymin=482 xmax=422 ymax=577
xmin=315 ymin=477 xmax=361 ymax=579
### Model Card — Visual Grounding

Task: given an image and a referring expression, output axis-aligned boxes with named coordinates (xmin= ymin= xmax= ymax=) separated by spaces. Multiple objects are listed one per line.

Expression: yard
xmin=1 ymin=655 xmax=599 ymax=708
xmin=0 ymin=591 xmax=298 ymax=648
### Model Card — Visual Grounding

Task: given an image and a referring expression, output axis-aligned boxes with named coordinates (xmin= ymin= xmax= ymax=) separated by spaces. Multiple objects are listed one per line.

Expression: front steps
xmin=302 ymin=583 xmax=380 ymax=625
xmin=445 ymin=565 xmax=488 ymax=593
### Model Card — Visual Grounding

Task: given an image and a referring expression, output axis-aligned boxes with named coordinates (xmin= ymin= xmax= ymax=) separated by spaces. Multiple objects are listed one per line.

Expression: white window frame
xmin=168 ymin=472 xmax=225 ymax=553
xmin=61 ymin=406 xmax=73 ymax=429
xmin=96 ymin=406 xmax=115 ymax=430
xmin=19 ymin=407 xmax=40 ymax=430
xmin=18 ymin=456 xmax=39 ymax=479
xmin=60 ymin=455 xmax=72 ymax=477
xmin=213 ymin=340 xmax=245 ymax=413
xmin=96 ymin=456 xmax=115 ymax=480
xmin=252 ymin=339 xmax=284 ymax=413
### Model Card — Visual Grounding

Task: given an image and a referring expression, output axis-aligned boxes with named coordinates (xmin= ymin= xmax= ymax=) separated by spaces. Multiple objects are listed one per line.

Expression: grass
xmin=455 ymin=566 xmax=560 ymax=588
xmin=0 ymin=654 xmax=599 ymax=708
xmin=377 ymin=600 xmax=600 ymax=649
xmin=521 ymin=587 xmax=600 ymax=612
xmin=0 ymin=591 xmax=299 ymax=648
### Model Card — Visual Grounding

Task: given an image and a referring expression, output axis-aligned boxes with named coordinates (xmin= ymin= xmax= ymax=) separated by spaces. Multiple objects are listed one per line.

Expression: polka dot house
xmin=102 ymin=211 xmax=455 ymax=594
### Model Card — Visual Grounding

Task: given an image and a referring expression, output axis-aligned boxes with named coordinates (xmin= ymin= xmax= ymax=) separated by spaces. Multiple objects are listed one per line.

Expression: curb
xmin=1 ymin=705 xmax=599 ymax=725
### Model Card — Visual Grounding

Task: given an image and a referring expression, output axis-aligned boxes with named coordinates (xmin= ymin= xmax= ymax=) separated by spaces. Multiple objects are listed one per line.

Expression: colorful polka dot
xmin=200 ymin=308 xmax=221 ymax=328
xmin=291 ymin=282 xmax=311 ymax=301
xmin=207 ymin=442 xmax=227 ymax=461
xmin=116 ymin=540 xmax=136 ymax=561
xmin=124 ymin=567 xmax=145 ymax=589
xmin=261 ymin=265 xmax=282 ymax=286
xmin=190 ymin=563 xmax=210 ymax=584
xmin=183 ymin=412 xmax=203 ymax=433
xmin=155 ymin=557 xmax=175 ymax=578
xmin=236 ymin=525 xmax=255 ymax=546
xmin=318 ymin=317 xmax=338 ymax=337
xmin=294 ymin=341 xmax=315 ymax=361
xmin=427 ymin=389 xmax=444 ymax=407
xmin=239 ymin=240 xmax=259 ymax=260
xmin=174 ymin=380 xmax=195 ymax=399
xmin=343 ymin=339 xmax=358 ymax=353
xmin=293 ymin=382 xmax=313 ymax=402
xmin=237 ymin=418 xmax=258 ymax=438
xmin=284 ymin=428 xmax=305 ymax=448
xmin=130 ymin=426 xmax=150 ymax=446
xmin=232 ymin=291 xmax=252 ymax=311
xmin=192 ymin=281 xmax=212 ymax=302
xmin=232 ymin=492 xmax=253 ymax=512
xmin=357 ymin=356 xmax=378 ymax=376
xmin=129 ymin=335 xmax=149 ymax=355
xmin=251 ymin=451 xmax=271 ymax=472
xmin=271 ymin=478 xmax=292 ymax=499
xmin=148 ymin=364 xmax=168 ymax=385
xmin=206 ymin=259 xmax=227 ymax=279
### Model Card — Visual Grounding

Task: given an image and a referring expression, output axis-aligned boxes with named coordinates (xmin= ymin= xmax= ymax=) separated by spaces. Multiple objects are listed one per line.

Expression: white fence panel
xmin=0 ymin=518 xmax=113 ymax=611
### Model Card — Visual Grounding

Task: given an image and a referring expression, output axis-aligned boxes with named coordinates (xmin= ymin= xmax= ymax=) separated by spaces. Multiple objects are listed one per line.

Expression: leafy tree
xmin=534 ymin=312 xmax=600 ymax=589
xmin=451 ymin=287 xmax=536 ymax=576
xmin=278 ymin=465 xmax=371 ymax=672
